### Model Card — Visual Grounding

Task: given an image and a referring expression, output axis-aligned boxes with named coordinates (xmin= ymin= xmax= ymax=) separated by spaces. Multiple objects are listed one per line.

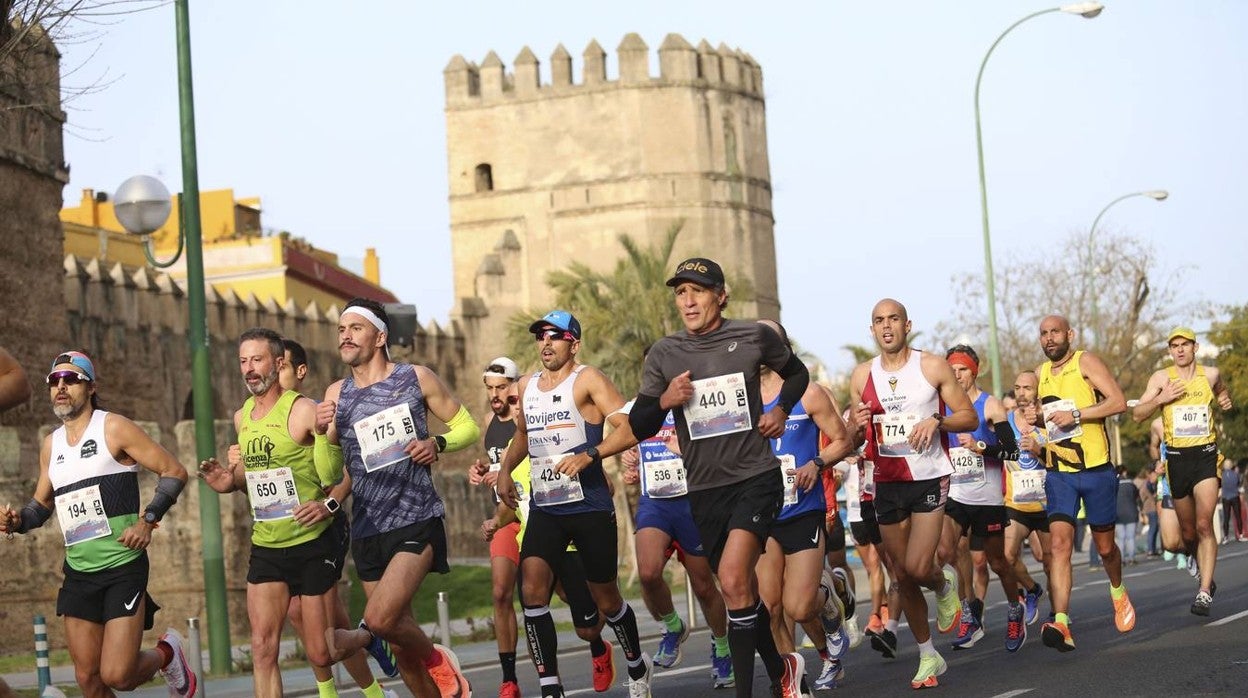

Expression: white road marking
xmin=1206 ymin=609 xmax=1248 ymax=627
xmin=988 ymin=690 xmax=1034 ymax=698
xmin=563 ymin=662 xmax=713 ymax=695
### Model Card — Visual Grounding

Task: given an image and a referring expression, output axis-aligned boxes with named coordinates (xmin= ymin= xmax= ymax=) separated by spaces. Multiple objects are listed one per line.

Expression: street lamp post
xmin=1087 ymin=190 xmax=1169 ymax=349
xmin=111 ymin=0 xmax=232 ymax=676
xmin=974 ymin=2 xmax=1104 ymax=396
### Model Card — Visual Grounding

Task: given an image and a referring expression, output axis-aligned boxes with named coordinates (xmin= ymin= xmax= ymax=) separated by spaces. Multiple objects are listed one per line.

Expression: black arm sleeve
xmin=775 ymin=352 xmax=810 ymax=415
xmin=143 ymin=476 xmax=186 ymax=522
xmin=628 ymin=394 xmax=666 ymax=442
xmin=16 ymin=499 xmax=51 ymax=534
xmin=981 ymin=421 xmax=1020 ymax=461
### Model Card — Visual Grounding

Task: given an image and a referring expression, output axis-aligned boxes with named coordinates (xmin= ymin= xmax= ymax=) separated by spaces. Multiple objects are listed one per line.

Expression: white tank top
xmin=863 ymin=351 xmax=953 ymax=482
xmin=522 ymin=366 xmax=588 ymax=459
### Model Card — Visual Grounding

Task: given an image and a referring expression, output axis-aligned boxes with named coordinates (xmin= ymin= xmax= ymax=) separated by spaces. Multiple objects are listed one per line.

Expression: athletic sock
xmin=753 ymin=600 xmax=786 ymax=681
xmin=713 ymin=633 xmax=730 ymax=658
xmin=424 ymin=646 xmax=444 ymax=669
xmin=155 ymin=640 xmax=174 ymax=668
xmin=316 ymin=678 xmax=337 ymax=698
xmin=606 ymin=602 xmax=646 ymax=679
xmin=661 ymin=610 xmax=683 ymax=633
xmin=523 ymin=605 xmax=562 ymax=696
xmin=1055 ymin=612 xmax=1071 ymax=626
xmin=1030 ymin=582 xmax=1043 ymax=596
xmin=727 ymin=605 xmax=760 ymax=698
xmin=499 ymin=651 xmax=518 ymax=683
xmin=917 ymin=639 xmax=936 ymax=657
xmin=1109 ymin=583 xmax=1126 ymax=600
xmin=589 ymin=636 xmax=607 ymax=657
xmin=360 ymin=681 xmax=384 ymax=698
xmin=885 ymin=618 xmax=899 ymax=633
xmin=969 ymin=597 xmax=984 ymax=623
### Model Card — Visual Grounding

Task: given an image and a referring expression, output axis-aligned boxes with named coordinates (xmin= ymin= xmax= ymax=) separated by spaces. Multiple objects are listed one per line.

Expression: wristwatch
xmin=1071 ymin=409 xmax=1082 ymax=424
xmin=586 ymin=446 xmax=601 ymax=462
xmin=975 ymin=441 xmax=988 ymax=452
xmin=324 ymin=497 xmax=340 ymax=514
xmin=143 ymin=510 xmax=160 ymax=525
xmin=434 ymin=435 xmax=448 ymax=453
xmin=812 ymin=456 xmax=827 ymax=470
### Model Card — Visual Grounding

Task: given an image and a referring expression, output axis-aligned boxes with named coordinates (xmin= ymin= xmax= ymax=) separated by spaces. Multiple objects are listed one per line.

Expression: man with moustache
xmin=1131 ymin=327 xmax=1233 ymax=615
xmin=1034 ymin=315 xmax=1133 ymax=651
xmin=0 ymin=350 xmax=195 ymax=697
xmin=1002 ymin=370 xmax=1051 ymax=627
xmin=321 ymin=299 xmax=480 ymax=697
xmin=199 ymin=328 xmax=357 ymax=697
xmin=848 ymin=299 xmax=974 ymax=689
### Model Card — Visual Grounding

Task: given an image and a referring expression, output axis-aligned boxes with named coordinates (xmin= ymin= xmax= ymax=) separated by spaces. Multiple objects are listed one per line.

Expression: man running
xmin=1131 ymin=327 xmax=1233 ymax=615
xmin=938 ymin=345 xmax=1027 ymax=653
xmin=0 ymin=350 xmax=195 ymax=697
xmin=321 ymin=299 xmax=480 ymax=696
xmin=1035 ymin=315 xmax=1133 ymax=651
xmin=276 ymin=338 xmax=398 ymax=697
xmin=1002 ymin=370 xmax=1050 ymax=626
xmin=848 ymin=299 xmax=971 ymax=689
xmin=495 ymin=310 xmax=653 ymax=698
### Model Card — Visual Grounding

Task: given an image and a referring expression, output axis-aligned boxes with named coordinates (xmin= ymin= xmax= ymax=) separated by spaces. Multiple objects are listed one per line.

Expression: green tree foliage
xmin=1208 ymin=305 xmax=1248 ymax=460
xmin=505 ymin=222 xmax=753 ymax=398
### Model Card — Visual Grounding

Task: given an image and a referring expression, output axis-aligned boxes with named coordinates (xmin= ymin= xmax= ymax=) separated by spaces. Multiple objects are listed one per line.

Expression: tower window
xmin=475 ymin=163 xmax=494 ymax=192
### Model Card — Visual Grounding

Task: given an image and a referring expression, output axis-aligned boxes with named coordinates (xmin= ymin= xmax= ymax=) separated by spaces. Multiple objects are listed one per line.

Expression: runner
xmin=816 ymin=385 xmax=861 ymax=652
xmin=467 ymin=357 xmax=528 ymax=697
xmin=1149 ymin=418 xmax=1186 ymax=564
xmin=494 ymin=310 xmax=652 ymax=698
xmin=1002 ymin=370 xmax=1051 ymax=627
xmin=277 ymin=338 xmax=399 ymax=697
xmin=1131 ymin=327 xmax=1233 ymax=615
xmin=320 ymin=299 xmax=480 ymax=696
xmin=755 ymin=321 xmax=854 ymax=692
xmin=562 ymin=258 xmax=811 ymax=698
xmin=839 ymin=449 xmax=892 ymax=648
xmin=1035 ymin=315 xmax=1134 ymax=651
xmin=847 ymin=299 xmax=971 ymax=689
xmin=937 ymin=345 xmax=1026 ymax=653
xmin=0 ymin=350 xmax=195 ymax=697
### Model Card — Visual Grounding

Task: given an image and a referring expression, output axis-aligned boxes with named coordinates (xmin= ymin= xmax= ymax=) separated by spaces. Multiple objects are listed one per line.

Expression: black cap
xmin=665 ymin=257 xmax=725 ymax=288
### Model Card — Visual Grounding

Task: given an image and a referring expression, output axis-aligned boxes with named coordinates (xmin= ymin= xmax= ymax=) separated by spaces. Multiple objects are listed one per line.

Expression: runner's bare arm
xmin=1208 ymin=366 xmax=1233 ymax=411
xmin=415 ymin=364 xmax=480 ymax=453
xmin=1076 ymin=351 xmax=1127 ymax=421
xmin=1131 ymin=370 xmax=1171 ymax=423
xmin=0 ymin=348 xmax=31 ymax=412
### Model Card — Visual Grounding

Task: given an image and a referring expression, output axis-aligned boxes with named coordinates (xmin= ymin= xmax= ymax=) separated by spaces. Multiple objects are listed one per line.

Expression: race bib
xmin=949 ymin=447 xmax=986 ymax=486
xmin=245 ymin=467 xmax=300 ymax=521
xmin=1009 ymin=468 xmax=1046 ymax=504
xmin=353 ymin=403 xmax=418 ymax=472
xmin=873 ymin=413 xmax=921 ymax=456
xmin=861 ymin=460 xmax=876 ymax=497
xmin=55 ymin=485 xmax=111 ymax=547
xmin=1042 ymin=399 xmax=1083 ymax=443
xmin=780 ymin=454 xmax=799 ymax=506
xmin=1171 ymin=405 xmax=1210 ymax=438
xmin=684 ymin=373 xmax=751 ymax=440
xmin=530 ymin=454 xmax=585 ymax=507
xmin=642 ymin=457 xmax=687 ymax=499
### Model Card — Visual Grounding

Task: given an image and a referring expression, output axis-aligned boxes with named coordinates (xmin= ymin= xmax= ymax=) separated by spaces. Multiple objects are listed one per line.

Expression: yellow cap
xmin=1167 ymin=327 xmax=1197 ymax=343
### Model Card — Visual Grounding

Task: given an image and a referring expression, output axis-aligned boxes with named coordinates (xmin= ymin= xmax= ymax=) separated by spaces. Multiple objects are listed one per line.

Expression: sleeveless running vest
xmin=765 ymin=393 xmax=825 ymax=520
xmin=861 ymin=350 xmax=952 ymax=482
xmin=946 ymin=391 xmax=1004 ymax=506
xmin=1162 ymin=365 xmax=1216 ymax=448
xmin=522 ymin=367 xmax=610 ymax=515
xmin=1038 ymin=351 xmax=1110 ymax=472
xmin=1004 ymin=411 xmax=1046 ymax=513
xmin=336 ymin=364 xmax=444 ymax=538
xmin=239 ymin=390 xmax=328 ymax=547
xmin=637 ymin=411 xmax=687 ymax=501
xmin=48 ymin=410 xmax=142 ymax=573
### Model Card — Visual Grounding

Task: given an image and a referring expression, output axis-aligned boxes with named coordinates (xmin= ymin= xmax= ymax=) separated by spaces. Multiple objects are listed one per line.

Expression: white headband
xmin=342 ymin=306 xmax=388 ymax=334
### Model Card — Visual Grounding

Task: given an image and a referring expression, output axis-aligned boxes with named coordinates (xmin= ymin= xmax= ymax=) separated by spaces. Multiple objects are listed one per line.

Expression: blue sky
xmin=57 ymin=1 xmax=1247 ymax=376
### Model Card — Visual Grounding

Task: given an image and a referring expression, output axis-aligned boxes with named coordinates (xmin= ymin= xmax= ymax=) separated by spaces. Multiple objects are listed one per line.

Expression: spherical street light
xmin=114 ymin=175 xmax=172 ymax=236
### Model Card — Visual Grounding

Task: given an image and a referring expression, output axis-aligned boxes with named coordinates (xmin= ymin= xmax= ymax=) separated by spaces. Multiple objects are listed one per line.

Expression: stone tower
xmin=444 ymin=33 xmax=779 ymax=366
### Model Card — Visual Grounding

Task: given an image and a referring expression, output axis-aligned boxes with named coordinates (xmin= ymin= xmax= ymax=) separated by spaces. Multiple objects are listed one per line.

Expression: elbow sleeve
xmin=314 ymin=433 xmax=345 ymax=487
xmin=441 ymin=405 xmax=480 ymax=453
xmin=17 ymin=499 xmax=52 ymax=534
xmin=628 ymin=395 xmax=666 ymax=441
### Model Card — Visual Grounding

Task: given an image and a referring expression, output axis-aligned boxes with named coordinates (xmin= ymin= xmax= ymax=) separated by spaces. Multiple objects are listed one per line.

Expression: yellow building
xmin=61 ymin=188 xmax=396 ymax=309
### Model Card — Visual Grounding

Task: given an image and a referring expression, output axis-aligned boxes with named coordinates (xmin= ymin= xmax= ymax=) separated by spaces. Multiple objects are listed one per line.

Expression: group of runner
xmin=0 ymin=253 xmax=1234 ymax=697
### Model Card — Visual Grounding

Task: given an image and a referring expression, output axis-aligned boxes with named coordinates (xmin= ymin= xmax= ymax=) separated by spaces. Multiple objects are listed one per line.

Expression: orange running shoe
xmin=1113 ymin=590 xmax=1136 ymax=632
xmin=428 ymin=644 xmax=470 ymax=698
xmin=591 ymin=640 xmax=616 ymax=692
xmin=1040 ymin=621 xmax=1075 ymax=652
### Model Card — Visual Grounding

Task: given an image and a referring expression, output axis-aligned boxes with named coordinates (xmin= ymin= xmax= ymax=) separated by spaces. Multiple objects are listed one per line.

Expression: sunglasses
xmin=46 ymin=370 xmax=91 ymax=387
xmin=533 ymin=329 xmax=576 ymax=342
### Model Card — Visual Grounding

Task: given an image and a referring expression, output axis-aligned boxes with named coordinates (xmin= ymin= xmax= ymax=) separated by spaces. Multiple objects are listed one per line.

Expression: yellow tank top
xmin=1038 ymin=351 xmax=1110 ymax=472
xmin=239 ymin=390 xmax=329 ymax=548
xmin=1162 ymin=365 xmax=1216 ymax=448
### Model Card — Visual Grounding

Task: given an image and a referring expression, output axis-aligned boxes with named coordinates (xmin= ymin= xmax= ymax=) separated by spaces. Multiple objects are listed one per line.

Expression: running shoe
xmin=1040 ymin=621 xmax=1075 ymax=652
xmin=935 ymin=567 xmax=961 ymax=634
xmin=814 ymin=658 xmax=844 ymax=690
xmin=1005 ymin=603 xmax=1026 ymax=653
xmin=865 ymin=612 xmax=885 ymax=636
xmin=870 ymin=628 xmax=898 ymax=659
xmin=360 ymin=621 xmax=399 ymax=678
xmin=499 ymin=680 xmax=522 ymax=698
xmin=1113 ymin=590 xmax=1136 ymax=632
xmin=592 ymin=640 xmax=616 ymax=692
xmin=428 ymin=644 xmax=471 ymax=698
xmin=819 ymin=568 xmax=845 ymax=637
xmin=831 ymin=567 xmax=857 ymax=619
xmin=843 ymin=613 xmax=863 ymax=650
xmin=910 ymin=652 xmax=947 ymax=690
xmin=950 ymin=601 xmax=983 ymax=650
xmin=627 ymin=652 xmax=653 ymax=698
xmin=1186 ymin=554 xmax=1199 ymax=578
xmin=1191 ymin=590 xmax=1213 ymax=616
xmin=157 ymin=628 xmax=197 ymax=698
xmin=1163 ymin=550 xmax=1174 ymax=561
xmin=653 ymin=618 xmax=689 ymax=668
xmin=1023 ymin=585 xmax=1043 ymax=626
xmin=800 ymin=674 xmax=813 ymax=698
xmin=825 ymin=625 xmax=849 ymax=660
xmin=1176 ymin=553 xmax=1188 ymax=570
xmin=711 ymin=651 xmax=734 ymax=689
xmin=778 ymin=652 xmax=805 ymax=698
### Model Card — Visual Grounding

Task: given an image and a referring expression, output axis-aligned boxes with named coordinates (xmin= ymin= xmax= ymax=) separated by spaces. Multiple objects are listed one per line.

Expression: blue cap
xmin=528 ymin=310 xmax=582 ymax=340
xmin=51 ymin=350 xmax=96 ymax=381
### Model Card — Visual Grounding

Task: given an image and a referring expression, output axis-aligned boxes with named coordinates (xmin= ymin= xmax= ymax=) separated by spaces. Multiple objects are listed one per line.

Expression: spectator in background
xmin=1116 ymin=466 xmax=1142 ymax=565
xmin=1136 ymin=468 xmax=1159 ymax=557
xmin=1221 ymin=458 xmax=1243 ymax=543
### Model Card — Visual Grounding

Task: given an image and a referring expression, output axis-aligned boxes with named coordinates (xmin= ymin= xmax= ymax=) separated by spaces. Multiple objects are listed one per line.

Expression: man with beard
xmin=848 ymin=299 xmax=973 ymax=690
xmin=1035 ymin=315 xmax=1133 ymax=651
xmin=1002 ymin=371 xmax=1052 ymax=627
xmin=321 ymin=299 xmax=479 ymax=697
xmin=1131 ymin=327 xmax=1233 ymax=615
xmin=199 ymin=328 xmax=357 ymax=697
xmin=0 ymin=350 xmax=195 ymax=697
